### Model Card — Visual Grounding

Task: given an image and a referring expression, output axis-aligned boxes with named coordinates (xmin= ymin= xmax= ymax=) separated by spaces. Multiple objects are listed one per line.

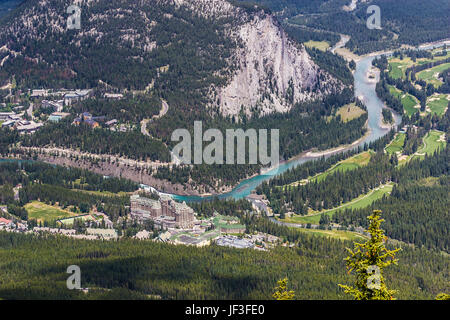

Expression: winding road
xmin=140 ymin=99 xmax=169 ymax=138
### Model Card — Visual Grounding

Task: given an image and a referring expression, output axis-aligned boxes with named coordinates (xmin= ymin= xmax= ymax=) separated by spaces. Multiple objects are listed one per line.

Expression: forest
xmin=257 ymin=139 xmax=449 ymax=251
xmin=332 ymin=178 xmax=449 ymax=251
xmin=0 ymin=161 xmax=137 ymax=223
xmin=73 ymin=93 xmax=162 ymax=124
xmin=241 ymin=0 xmax=450 ymax=54
xmin=151 ymin=87 xmax=366 ymax=189
xmin=20 ymin=120 xmax=171 ymax=162
xmin=0 ymin=228 xmax=448 ymax=300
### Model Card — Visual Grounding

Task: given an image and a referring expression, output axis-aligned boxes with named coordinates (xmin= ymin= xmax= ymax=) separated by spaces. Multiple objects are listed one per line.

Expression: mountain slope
xmin=0 ymin=0 xmax=342 ymax=117
xmin=214 ymin=12 xmax=340 ymax=117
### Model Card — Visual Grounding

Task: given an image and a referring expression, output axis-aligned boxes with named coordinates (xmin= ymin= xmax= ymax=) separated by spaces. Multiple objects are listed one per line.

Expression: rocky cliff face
xmin=213 ymin=12 xmax=341 ymax=117
xmin=0 ymin=0 xmax=343 ymax=117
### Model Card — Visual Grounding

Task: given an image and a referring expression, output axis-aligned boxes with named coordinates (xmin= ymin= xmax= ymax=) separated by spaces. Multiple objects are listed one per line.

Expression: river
xmin=172 ymin=54 xmax=402 ymax=203
xmin=4 ymin=53 xmax=390 ymax=203
xmin=1 ymin=1 xmax=447 ymax=203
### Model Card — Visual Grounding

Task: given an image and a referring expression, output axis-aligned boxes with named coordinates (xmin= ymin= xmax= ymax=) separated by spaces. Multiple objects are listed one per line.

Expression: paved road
xmin=141 ymin=99 xmax=169 ymax=137
xmin=330 ymin=34 xmax=350 ymax=54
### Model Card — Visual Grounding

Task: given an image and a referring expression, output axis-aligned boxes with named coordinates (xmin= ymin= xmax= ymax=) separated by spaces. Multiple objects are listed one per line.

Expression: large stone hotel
xmin=130 ymin=194 xmax=195 ymax=229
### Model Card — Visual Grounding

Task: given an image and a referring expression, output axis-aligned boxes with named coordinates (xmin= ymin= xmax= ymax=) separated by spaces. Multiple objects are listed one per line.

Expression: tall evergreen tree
xmin=273 ymin=278 xmax=295 ymax=300
xmin=339 ymin=210 xmax=400 ymax=300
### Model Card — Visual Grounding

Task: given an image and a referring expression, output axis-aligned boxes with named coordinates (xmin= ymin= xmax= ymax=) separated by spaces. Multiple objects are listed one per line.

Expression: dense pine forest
xmin=332 ymin=179 xmax=449 ymax=251
xmin=0 ymin=229 xmax=448 ymax=300
xmin=20 ymin=120 xmax=171 ymax=162
xmin=0 ymin=161 xmax=136 ymax=222
xmin=240 ymin=0 xmax=450 ymax=54
xmin=257 ymin=142 xmax=449 ymax=251
xmin=0 ymin=0 xmax=449 ymax=301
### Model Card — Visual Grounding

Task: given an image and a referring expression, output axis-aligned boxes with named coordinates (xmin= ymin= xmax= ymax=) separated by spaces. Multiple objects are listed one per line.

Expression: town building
xmin=216 ymin=235 xmax=254 ymax=249
xmin=12 ymin=105 xmax=25 ymax=112
xmin=0 ymin=217 xmax=13 ymax=229
xmin=0 ymin=112 xmax=15 ymax=120
xmin=72 ymin=112 xmax=100 ymax=128
xmin=104 ymin=93 xmax=124 ymax=99
xmin=42 ymin=100 xmax=64 ymax=112
xmin=105 ymin=119 xmax=118 ymax=127
xmin=172 ymin=234 xmax=211 ymax=247
xmin=130 ymin=194 xmax=195 ymax=229
xmin=1 ymin=120 xmax=15 ymax=127
xmin=15 ymin=120 xmax=43 ymax=134
xmin=85 ymin=119 xmax=100 ymax=128
xmin=64 ymin=89 xmax=91 ymax=105
xmin=134 ymin=230 xmax=152 ymax=240
xmin=86 ymin=228 xmax=118 ymax=239
xmin=30 ymin=89 xmax=49 ymax=98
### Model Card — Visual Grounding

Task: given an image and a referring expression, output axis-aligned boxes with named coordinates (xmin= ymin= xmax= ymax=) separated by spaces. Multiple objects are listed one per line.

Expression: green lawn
xmin=430 ymin=48 xmax=450 ymax=59
xmin=58 ymin=214 xmax=96 ymax=226
xmin=304 ymin=40 xmax=330 ymax=52
xmin=334 ymin=103 xmax=367 ymax=123
xmin=388 ymin=51 xmax=450 ymax=81
xmin=401 ymin=94 xmax=419 ymax=117
xmin=417 ymin=63 xmax=450 ymax=88
xmin=414 ymin=130 xmax=446 ymax=158
xmin=388 ymin=85 xmax=418 ymax=117
xmin=311 ymin=151 xmax=372 ymax=183
xmin=388 ymin=85 xmax=402 ymax=98
xmin=282 ymin=151 xmax=373 ymax=188
xmin=385 ymin=132 xmax=406 ymax=155
xmin=282 ymin=183 xmax=394 ymax=225
xmin=25 ymin=201 xmax=78 ymax=223
xmin=389 ymin=61 xmax=409 ymax=79
xmin=427 ymin=94 xmax=449 ymax=116
xmin=297 ymin=228 xmax=367 ymax=241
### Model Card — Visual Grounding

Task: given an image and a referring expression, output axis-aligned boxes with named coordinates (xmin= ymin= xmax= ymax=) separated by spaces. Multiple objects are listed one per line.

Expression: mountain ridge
xmin=0 ymin=0 xmax=343 ymax=117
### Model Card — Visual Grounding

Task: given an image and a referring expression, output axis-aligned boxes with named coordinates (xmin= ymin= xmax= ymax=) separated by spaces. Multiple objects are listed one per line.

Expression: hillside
xmin=0 ymin=0 xmax=342 ymax=118
xmin=239 ymin=0 xmax=450 ymax=55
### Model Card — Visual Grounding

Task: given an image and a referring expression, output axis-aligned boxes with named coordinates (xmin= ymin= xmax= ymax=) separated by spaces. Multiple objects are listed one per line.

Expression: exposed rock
xmin=214 ymin=13 xmax=341 ymax=117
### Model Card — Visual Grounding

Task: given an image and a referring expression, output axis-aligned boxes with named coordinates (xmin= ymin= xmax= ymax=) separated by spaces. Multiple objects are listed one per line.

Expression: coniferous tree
xmin=339 ymin=210 xmax=400 ymax=300
xmin=273 ymin=278 xmax=295 ymax=300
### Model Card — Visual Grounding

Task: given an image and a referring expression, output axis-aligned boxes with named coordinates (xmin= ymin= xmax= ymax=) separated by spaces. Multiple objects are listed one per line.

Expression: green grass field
xmin=58 ymin=214 xmax=97 ymax=226
xmin=427 ymin=94 xmax=449 ymax=116
xmin=282 ymin=183 xmax=394 ymax=225
xmin=335 ymin=103 xmax=366 ymax=123
xmin=388 ymin=85 xmax=402 ymax=98
xmin=310 ymin=151 xmax=372 ymax=183
xmin=413 ymin=130 xmax=446 ymax=158
xmin=385 ymin=132 xmax=406 ymax=155
xmin=388 ymin=50 xmax=450 ymax=80
xmin=304 ymin=40 xmax=330 ymax=52
xmin=284 ymin=151 xmax=373 ymax=188
xmin=25 ymin=201 xmax=78 ymax=223
xmin=416 ymin=63 xmax=450 ymax=88
xmin=401 ymin=94 xmax=419 ymax=117
xmin=388 ymin=85 xmax=418 ymax=117
xmin=297 ymin=228 xmax=367 ymax=242
xmin=389 ymin=61 xmax=410 ymax=79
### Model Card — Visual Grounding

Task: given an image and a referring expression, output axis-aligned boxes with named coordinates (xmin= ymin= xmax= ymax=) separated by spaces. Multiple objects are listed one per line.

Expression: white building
xmin=64 ymin=89 xmax=91 ymax=105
